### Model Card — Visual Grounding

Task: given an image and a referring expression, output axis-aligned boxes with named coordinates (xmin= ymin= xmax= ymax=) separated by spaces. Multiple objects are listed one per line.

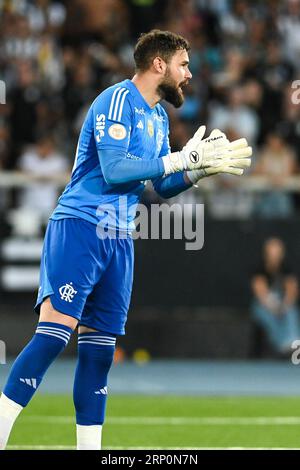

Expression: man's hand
xmin=184 ymin=128 xmax=252 ymax=184
xmin=162 ymin=126 xmax=252 ymax=176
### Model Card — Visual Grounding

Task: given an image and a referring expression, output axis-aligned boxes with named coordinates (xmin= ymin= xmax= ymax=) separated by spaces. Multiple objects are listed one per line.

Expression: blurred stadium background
xmin=1 ymin=0 xmax=300 ymax=449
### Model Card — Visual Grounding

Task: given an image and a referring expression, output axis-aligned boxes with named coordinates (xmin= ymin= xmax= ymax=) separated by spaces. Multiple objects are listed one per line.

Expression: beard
xmin=157 ymin=70 xmax=187 ymax=108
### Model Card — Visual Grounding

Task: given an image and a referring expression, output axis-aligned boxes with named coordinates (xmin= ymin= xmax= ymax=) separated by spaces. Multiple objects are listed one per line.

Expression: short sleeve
xmin=92 ymin=86 xmax=133 ymax=151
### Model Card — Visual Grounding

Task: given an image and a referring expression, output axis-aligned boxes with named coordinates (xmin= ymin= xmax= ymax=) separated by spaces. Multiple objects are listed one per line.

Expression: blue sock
xmin=4 ymin=322 xmax=73 ymax=407
xmin=73 ymin=332 xmax=116 ymax=425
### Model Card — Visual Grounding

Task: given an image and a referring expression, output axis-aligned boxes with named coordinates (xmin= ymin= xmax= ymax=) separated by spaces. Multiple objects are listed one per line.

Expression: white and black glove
xmin=185 ymin=128 xmax=252 ymax=184
xmin=162 ymin=126 xmax=252 ymax=177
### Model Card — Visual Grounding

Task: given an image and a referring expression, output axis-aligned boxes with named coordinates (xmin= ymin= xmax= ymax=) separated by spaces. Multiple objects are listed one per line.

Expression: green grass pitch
xmin=6 ymin=395 xmax=300 ymax=449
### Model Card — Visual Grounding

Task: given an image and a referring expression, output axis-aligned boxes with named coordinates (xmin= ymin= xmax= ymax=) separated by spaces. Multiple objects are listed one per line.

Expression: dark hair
xmin=134 ymin=29 xmax=190 ymax=72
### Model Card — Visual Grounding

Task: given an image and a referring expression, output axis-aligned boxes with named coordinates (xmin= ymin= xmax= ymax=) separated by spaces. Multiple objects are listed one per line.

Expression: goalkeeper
xmin=0 ymin=29 xmax=252 ymax=450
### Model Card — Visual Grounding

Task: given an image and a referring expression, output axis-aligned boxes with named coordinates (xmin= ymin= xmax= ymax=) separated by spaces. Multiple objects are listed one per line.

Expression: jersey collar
xmin=124 ymin=79 xmax=157 ymax=113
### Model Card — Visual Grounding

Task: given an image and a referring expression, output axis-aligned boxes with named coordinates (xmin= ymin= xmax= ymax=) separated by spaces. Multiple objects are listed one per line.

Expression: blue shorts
xmin=34 ymin=218 xmax=134 ymax=335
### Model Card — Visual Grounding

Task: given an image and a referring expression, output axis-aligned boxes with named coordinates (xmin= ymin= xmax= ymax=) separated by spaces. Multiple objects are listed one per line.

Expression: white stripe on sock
xmin=36 ymin=331 xmax=69 ymax=344
xmin=78 ymin=341 xmax=115 ymax=347
xmin=36 ymin=330 xmax=70 ymax=343
xmin=36 ymin=326 xmax=71 ymax=340
xmin=78 ymin=336 xmax=115 ymax=342
xmin=78 ymin=341 xmax=115 ymax=346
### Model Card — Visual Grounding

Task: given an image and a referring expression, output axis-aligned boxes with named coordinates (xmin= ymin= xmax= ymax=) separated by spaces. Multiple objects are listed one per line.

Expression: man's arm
xmin=151 ymin=128 xmax=252 ymax=199
xmin=99 ymin=148 xmax=165 ymax=185
xmin=94 ymin=90 xmax=251 ymax=185
xmin=94 ymin=91 xmax=203 ymax=185
xmin=252 ymin=275 xmax=281 ymax=315
xmin=151 ymin=171 xmax=192 ymax=199
xmin=99 ymin=126 xmax=250 ymax=185
xmin=283 ymin=275 xmax=299 ymax=308
xmin=252 ymin=275 xmax=270 ymax=306
xmin=94 ymin=87 xmax=165 ymax=184
xmin=151 ymin=120 xmax=203 ymax=199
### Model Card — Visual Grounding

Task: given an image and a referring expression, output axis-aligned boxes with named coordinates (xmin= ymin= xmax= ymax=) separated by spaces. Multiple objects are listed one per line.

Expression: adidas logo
xmin=20 ymin=378 xmax=37 ymax=389
xmin=136 ymin=120 xmax=144 ymax=130
xmin=95 ymin=386 xmax=107 ymax=395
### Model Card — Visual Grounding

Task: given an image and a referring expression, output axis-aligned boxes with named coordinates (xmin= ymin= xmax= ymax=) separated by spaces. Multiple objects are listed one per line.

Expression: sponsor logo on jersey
xmin=95 ymin=113 xmax=106 ymax=143
xmin=126 ymin=152 xmax=142 ymax=160
xmin=147 ymin=120 xmax=154 ymax=137
xmin=153 ymin=113 xmax=165 ymax=123
xmin=134 ymin=106 xmax=145 ymax=115
xmin=156 ymin=129 xmax=164 ymax=150
xmin=108 ymin=123 xmax=127 ymax=140
xmin=136 ymin=120 xmax=144 ymax=130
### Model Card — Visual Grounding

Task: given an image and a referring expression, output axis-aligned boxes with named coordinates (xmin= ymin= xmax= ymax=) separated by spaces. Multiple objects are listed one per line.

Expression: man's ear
xmin=153 ymin=57 xmax=167 ymax=75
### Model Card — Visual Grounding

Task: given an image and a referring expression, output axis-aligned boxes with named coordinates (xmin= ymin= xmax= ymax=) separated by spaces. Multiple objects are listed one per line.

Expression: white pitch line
xmin=7 ymin=445 xmax=76 ymax=450
xmin=107 ymin=416 xmax=300 ymax=425
xmin=6 ymin=445 xmax=300 ymax=450
xmin=20 ymin=416 xmax=300 ymax=425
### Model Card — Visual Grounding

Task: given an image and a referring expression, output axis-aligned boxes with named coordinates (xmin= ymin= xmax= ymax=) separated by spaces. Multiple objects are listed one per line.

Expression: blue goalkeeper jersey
xmin=51 ymin=79 xmax=170 ymax=232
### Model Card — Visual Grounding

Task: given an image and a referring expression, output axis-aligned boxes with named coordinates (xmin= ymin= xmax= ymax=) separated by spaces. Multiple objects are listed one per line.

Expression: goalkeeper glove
xmin=185 ymin=129 xmax=252 ymax=183
xmin=162 ymin=126 xmax=252 ymax=176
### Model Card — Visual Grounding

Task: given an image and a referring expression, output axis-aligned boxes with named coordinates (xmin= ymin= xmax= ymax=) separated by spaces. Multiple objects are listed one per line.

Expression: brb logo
xmin=59 ymin=282 xmax=77 ymax=302
xmin=96 ymin=113 xmax=106 ymax=143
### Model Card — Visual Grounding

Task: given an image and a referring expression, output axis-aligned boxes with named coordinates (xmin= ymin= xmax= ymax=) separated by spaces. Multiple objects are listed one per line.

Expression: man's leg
xmin=73 ymin=325 xmax=116 ymax=450
xmin=252 ymin=302 xmax=282 ymax=350
xmin=73 ymin=237 xmax=134 ymax=450
xmin=281 ymin=305 xmax=300 ymax=351
xmin=0 ymin=298 xmax=78 ymax=450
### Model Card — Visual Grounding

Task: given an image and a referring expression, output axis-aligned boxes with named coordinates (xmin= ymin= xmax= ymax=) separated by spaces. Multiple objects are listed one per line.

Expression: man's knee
xmin=78 ymin=325 xmax=98 ymax=334
xmin=39 ymin=297 xmax=78 ymax=330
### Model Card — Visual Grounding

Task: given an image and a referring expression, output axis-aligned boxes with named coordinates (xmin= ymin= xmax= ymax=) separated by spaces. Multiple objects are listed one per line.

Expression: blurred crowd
xmin=1 ymin=0 xmax=300 ymax=218
xmin=251 ymin=237 xmax=300 ymax=356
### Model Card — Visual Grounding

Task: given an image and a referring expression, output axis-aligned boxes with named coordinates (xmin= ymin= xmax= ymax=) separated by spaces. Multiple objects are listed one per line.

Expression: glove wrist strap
xmin=186 ymin=169 xmax=207 ymax=184
xmin=162 ymin=152 xmax=185 ymax=176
